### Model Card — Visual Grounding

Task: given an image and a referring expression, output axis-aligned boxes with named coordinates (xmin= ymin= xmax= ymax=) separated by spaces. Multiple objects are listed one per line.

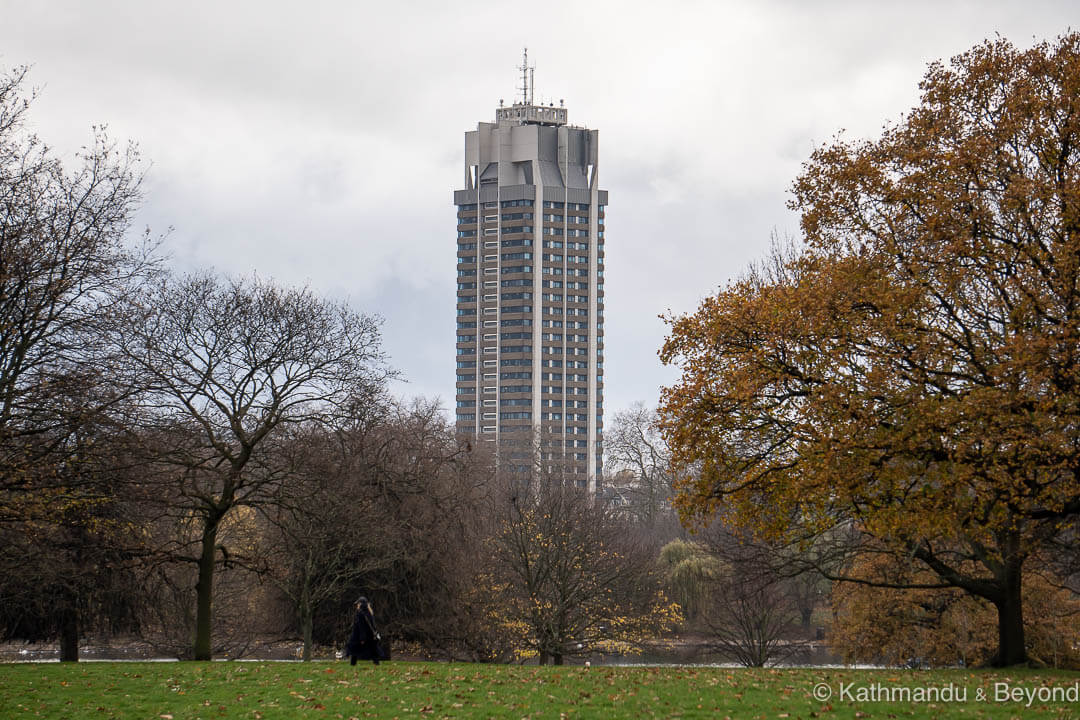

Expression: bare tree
xmin=330 ymin=398 xmax=493 ymax=657
xmin=0 ymin=65 xmax=157 ymax=661
xmin=261 ymin=397 xmax=477 ymax=661
xmin=489 ymin=480 xmax=679 ymax=664
xmin=700 ymin=561 xmax=806 ymax=667
xmin=605 ymin=403 xmax=674 ymax=528
xmin=697 ymin=522 xmax=817 ymax=667
xmin=262 ymin=427 xmax=386 ymax=660
xmin=117 ymin=272 xmax=388 ymax=660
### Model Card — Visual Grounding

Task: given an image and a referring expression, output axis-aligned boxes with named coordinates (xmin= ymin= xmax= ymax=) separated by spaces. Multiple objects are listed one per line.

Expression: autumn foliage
xmin=659 ymin=34 xmax=1080 ymax=666
xmin=830 ymin=554 xmax=1080 ymax=668
xmin=474 ymin=484 xmax=681 ymax=664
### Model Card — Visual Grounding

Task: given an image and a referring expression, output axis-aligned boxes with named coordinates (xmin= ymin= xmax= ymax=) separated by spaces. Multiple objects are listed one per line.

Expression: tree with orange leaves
xmin=659 ymin=33 xmax=1080 ymax=666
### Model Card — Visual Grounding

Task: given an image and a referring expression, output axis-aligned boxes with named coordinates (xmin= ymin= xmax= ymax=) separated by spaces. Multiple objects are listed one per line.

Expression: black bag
xmin=366 ymin=616 xmax=391 ymax=661
xmin=374 ymin=632 xmax=391 ymax=661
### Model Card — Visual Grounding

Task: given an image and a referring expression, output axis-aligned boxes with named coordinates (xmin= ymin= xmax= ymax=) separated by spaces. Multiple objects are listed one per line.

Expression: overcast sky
xmin=1 ymin=1 xmax=1074 ymax=416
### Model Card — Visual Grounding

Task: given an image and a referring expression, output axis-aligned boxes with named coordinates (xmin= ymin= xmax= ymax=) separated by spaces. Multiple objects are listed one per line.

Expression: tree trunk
xmin=194 ymin=518 xmax=219 ymax=661
xmin=992 ymin=563 xmax=1027 ymax=667
xmin=300 ymin=589 xmax=313 ymax=662
xmin=552 ymin=653 xmax=564 ymax=665
xmin=59 ymin=606 xmax=79 ymax=662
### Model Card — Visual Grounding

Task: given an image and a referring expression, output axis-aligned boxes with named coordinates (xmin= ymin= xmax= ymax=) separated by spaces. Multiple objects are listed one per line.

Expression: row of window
xmin=500 ymin=384 xmax=531 ymax=393
xmin=541 ymin=399 xmax=594 ymax=408
xmin=460 ymin=358 xmax=597 ymax=370
xmin=460 ymin=297 xmax=591 ymax=310
xmin=456 ymin=372 xmax=534 ymax=383
xmin=542 ymin=240 xmax=589 ymax=250
xmin=457 ymin=380 xmax=595 ymax=394
xmin=543 ymin=385 xmax=590 ymax=394
xmin=542 ymin=227 xmax=588 ymax=237
xmin=542 ymin=201 xmax=592 ymax=211
xmin=541 ymin=214 xmax=590 ymax=224
xmin=455 ymin=390 xmax=600 ymax=408
xmin=454 ymin=421 xmax=600 ymax=441
xmin=538 ymin=452 xmax=593 ymax=464
xmin=461 ymin=247 xmax=596 ymax=266
xmin=542 ymin=295 xmax=590 ymax=303
xmin=546 ymin=426 xmax=589 ymax=434
xmin=459 ymin=201 xmax=600 ymax=212
xmin=534 ymin=439 xmax=594 ymax=448
xmin=460 ymin=236 xmax=593 ymax=250
xmin=542 ymin=359 xmax=590 ymax=368
xmin=458 ymin=344 xmax=537 ymax=355
xmin=542 ymin=280 xmax=589 ymax=289
xmin=541 ymin=373 xmax=589 ymax=381
xmin=460 ymin=384 xmax=584 ymax=396
xmin=541 ymin=254 xmax=588 ymax=263
xmin=461 ymin=318 xmax=594 ymax=332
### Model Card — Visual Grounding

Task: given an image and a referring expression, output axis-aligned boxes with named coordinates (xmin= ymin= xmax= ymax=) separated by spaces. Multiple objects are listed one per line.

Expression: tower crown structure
xmin=495 ymin=103 xmax=568 ymax=127
xmin=453 ymin=51 xmax=607 ymax=491
xmin=496 ymin=49 xmax=568 ymax=126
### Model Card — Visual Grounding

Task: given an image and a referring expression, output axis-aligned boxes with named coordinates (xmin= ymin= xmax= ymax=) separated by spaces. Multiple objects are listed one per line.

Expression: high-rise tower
xmin=454 ymin=53 xmax=607 ymax=491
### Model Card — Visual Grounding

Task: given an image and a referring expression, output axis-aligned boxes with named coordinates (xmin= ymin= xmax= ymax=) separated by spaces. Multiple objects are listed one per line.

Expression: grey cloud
xmin=1 ymin=0 xmax=1076 ymax=420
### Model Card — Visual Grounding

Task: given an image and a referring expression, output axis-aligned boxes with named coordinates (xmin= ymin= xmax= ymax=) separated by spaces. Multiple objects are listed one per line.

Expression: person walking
xmin=344 ymin=596 xmax=386 ymax=666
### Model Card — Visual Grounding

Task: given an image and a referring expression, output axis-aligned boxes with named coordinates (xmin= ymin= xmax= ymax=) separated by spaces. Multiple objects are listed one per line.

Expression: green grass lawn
xmin=1 ymin=661 xmax=1077 ymax=719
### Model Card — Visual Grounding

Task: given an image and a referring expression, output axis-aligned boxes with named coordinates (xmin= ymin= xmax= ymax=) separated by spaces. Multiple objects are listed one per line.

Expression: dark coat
xmin=345 ymin=606 xmax=383 ymax=665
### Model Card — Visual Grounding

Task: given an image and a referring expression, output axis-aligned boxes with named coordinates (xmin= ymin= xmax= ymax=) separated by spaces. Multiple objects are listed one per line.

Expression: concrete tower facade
xmin=454 ymin=72 xmax=607 ymax=491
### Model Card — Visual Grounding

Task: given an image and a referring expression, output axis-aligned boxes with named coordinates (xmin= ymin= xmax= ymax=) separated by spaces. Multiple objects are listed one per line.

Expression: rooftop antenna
xmin=517 ymin=48 xmax=535 ymax=105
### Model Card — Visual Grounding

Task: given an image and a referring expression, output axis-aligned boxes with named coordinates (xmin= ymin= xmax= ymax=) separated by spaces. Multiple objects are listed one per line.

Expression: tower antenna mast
xmin=517 ymin=48 xmax=535 ymax=104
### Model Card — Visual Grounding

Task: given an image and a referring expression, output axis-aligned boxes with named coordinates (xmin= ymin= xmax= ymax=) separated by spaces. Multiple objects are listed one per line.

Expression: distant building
xmin=454 ymin=51 xmax=607 ymax=491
